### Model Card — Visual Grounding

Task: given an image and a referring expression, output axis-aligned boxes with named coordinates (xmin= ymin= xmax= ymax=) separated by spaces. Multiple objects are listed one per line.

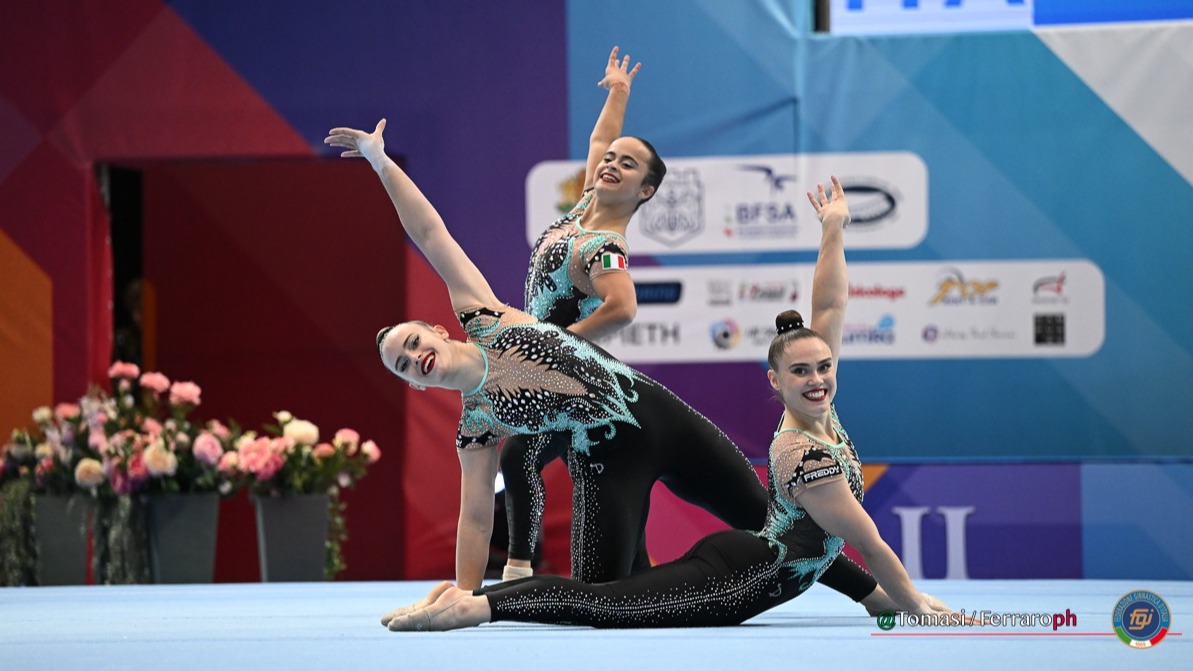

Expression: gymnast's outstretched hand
xmin=863 ymin=587 xmax=952 ymax=615
xmin=380 ymin=581 xmax=454 ymax=627
xmin=807 ymin=174 xmax=851 ymax=230
xmin=384 ymin=581 xmax=492 ymax=632
xmin=325 ymin=118 xmax=388 ymax=169
xmin=597 ymin=45 xmax=641 ymax=92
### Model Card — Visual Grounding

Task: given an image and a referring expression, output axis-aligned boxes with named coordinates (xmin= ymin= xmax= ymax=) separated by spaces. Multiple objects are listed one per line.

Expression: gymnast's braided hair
xmin=766 ymin=310 xmax=827 ymax=370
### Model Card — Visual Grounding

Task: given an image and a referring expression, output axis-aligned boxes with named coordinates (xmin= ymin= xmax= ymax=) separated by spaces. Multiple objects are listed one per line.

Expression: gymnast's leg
xmin=487 ymin=530 xmax=800 ymax=628
xmin=566 ymin=437 xmax=658 ymax=583
xmin=642 ymin=380 xmax=878 ymax=604
xmin=499 ymin=432 xmax=568 ymax=579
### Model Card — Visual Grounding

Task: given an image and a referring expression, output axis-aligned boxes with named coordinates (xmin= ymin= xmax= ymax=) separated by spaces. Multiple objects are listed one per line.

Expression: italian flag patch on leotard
xmin=600 ymin=252 xmax=628 ymax=270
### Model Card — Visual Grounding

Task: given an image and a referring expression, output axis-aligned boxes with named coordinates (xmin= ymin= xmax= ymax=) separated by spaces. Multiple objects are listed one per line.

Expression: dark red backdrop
xmin=141 ymin=158 xmax=407 ymax=580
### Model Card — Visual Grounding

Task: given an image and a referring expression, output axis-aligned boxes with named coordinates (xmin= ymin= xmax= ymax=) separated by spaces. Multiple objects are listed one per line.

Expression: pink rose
xmin=169 ymin=381 xmax=202 ymax=406
xmin=274 ymin=436 xmax=296 ymax=455
xmin=193 ymin=432 xmax=223 ymax=466
xmin=35 ymin=457 xmax=54 ymax=482
xmin=74 ymin=458 xmax=105 ymax=488
xmin=54 ymin=403 xmax=81 ymax=421
xmin=361 ymin=440 xmax=381 ymax=464
xmin=334 ymin=428 xmax=360 ymax=454
xmin=313 ymin=442 xmax=336 ymax=459
xmin=239 ymin=436 xmax=284 ymax=480
xmin=139 ymin=371 xmax=171 ymax=394
xmin=206 ymin=419 xmax=232 ymax=440
xmin=142 ymin=418 xmax=163 ymax=437
xmin=143 ymin=443 xmax=178 ymax=477
xmin=88 ymin=430 xmax=109 ymax=452
xmin=127 ymin=452 xmax=149 ymax=482
xmin=218 ymin=451 xmax=240 ymax=474
xmin=108 ymin=361 xmax=141 ymax=379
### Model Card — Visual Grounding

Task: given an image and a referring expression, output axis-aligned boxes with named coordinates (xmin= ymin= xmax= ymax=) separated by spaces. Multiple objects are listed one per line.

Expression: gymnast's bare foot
xmin=380 ymin=581 xmax=453 ymax=626
xmin=387 ymin=585 xmax=491 ymax=632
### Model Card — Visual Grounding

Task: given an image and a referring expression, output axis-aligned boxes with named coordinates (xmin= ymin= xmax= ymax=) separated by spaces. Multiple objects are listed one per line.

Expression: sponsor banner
xmin=828 ymin=0 xmax=1034 ymax=36
xmin=526 ymin=152 xmax=928 ymax=254
xmin=596 ymin=259 xmax=1104 ymax=362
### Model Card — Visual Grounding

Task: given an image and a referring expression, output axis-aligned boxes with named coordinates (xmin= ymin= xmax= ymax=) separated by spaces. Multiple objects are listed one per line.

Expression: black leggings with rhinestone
xmin=560 ymin=378 xmax=764 ymax=583
xmin=480 ymin=530 xmax=809 ymax=628
xmin=555 ymin=378 xmax=876 ymax=605
xmin=501 ymin=432 xmax=653 ymax=570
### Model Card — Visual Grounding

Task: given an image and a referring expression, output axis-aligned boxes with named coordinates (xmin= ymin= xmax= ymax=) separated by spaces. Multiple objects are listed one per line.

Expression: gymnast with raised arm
xmin=499 ymin=47 xmax=883 ymax=610
xmin=380 ymin=176 xmax=950 ymax=631
xmin=325 ymin=118 xmax=769 ymax=605
xmin=501 ymin=46 xmax=659 ymax=582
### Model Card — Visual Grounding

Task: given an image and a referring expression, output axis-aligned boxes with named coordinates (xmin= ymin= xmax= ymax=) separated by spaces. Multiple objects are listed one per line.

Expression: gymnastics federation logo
xmin=1113 ymin=590 xmax=1171 ymax=648
xmin=638 ymin=168 xmax=705 ymax=247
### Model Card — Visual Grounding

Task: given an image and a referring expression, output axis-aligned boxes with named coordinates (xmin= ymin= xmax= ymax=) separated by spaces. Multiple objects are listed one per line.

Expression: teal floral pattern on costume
xmin=525 ymin=190 xmax=630 ymax=327
xmin=758 ymin=406 xmax=862 ymax=587
xmin=455 ymin=305 xmax=640 ymax=454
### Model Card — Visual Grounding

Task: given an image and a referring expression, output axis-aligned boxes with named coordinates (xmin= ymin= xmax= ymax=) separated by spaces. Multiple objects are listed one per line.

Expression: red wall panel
xmin=141 ymin=157 xmax=407 ymax=580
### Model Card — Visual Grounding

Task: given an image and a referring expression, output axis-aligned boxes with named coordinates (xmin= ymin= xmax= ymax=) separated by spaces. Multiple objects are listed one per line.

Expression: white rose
xmin=274 ymin=410 xmax=294 ymax=424
xmin=74 ymin=458 xmax=106 ymax=488
xmin=143 ymin=443 xmax=179 ymax=477
xmin=283 ymin=419 xmax=319 ymax=445
xmin=32 ymin=406 xmax=53 ymax=424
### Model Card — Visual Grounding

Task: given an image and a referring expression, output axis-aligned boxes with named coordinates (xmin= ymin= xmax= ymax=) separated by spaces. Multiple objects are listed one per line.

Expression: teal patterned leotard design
xmin=524 ymin=190 xmax=630 ymax=327
xmin=455 ymin=305 xmax=639 ymax=455
xmin=480 ymin=405 xmax=864 ymax=628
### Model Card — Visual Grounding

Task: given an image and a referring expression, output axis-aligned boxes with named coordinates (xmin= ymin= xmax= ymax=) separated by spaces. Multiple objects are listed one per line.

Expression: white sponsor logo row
xmin=594 ymin=259 xmax=1104 ymax=363
xmin=526 ymin=152 xmax=928 ymax=254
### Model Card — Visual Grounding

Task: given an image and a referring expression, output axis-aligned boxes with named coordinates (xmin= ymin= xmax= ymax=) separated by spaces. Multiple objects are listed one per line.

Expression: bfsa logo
xmin=638 ymin=168 xmax=704 ymax=247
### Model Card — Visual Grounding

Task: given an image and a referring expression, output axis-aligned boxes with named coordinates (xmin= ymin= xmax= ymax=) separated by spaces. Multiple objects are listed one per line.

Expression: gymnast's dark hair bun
xmin=773 ymin=310 xmax=801 ymax=331
xmin=775 ymin=310 xmax=805 ymax=335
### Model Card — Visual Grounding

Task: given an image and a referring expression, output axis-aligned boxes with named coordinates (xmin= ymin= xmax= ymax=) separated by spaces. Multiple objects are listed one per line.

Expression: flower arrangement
xmin=1 ymin=362 xmax=239 ymax=498
xmin=1 ymin=362 xmax=242 ymax=584
xmin=225 ymin=411 xmax=381 ymax=578
xmin=96 ymin=361 xmax=241 ymax=496
xmin=1 ymin=360 xmax=381 ymax=580
xmin=1 ymin=363 xmax=382 ymax=584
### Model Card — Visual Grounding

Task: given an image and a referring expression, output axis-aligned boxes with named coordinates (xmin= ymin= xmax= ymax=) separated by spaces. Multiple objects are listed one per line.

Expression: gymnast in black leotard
xmin=501 ymin=46 xmax=659 ymax=581
xmin=325 ymin=115 xmax=771 ymax=600
xmin=448 ymin=303 xmax=765 ymax=583
xmin=498 ymin=48 xmax=881 ymax=611
xmin=381 ymin=176 xmax=952 ymax=631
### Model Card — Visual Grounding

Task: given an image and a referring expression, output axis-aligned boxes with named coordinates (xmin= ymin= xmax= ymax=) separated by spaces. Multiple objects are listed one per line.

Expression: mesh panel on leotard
xmin=524 ymin=190 xmax=630 ymax=327
xmin=454 ymin=305 xmax=640 ymax=454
